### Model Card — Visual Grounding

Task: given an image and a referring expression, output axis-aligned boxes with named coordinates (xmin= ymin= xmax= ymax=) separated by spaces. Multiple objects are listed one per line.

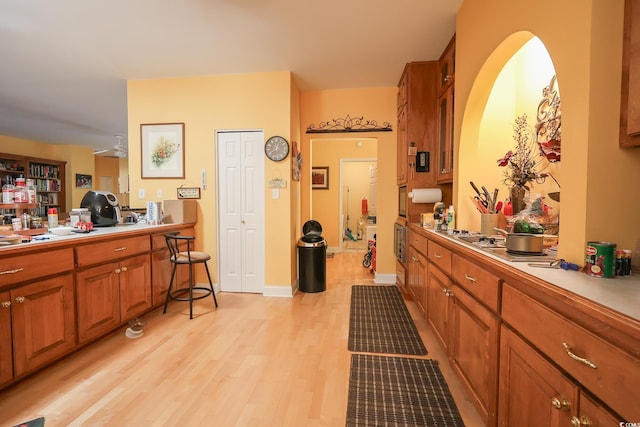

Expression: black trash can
xmin=297 ymin=220 xmax=326 ymax=293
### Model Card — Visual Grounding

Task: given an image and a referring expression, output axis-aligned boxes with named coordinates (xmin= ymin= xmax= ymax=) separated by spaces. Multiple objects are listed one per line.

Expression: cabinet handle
xmin=1 ymin=301 xmax=10 ymax=308
xmin=464 ymin=274 xmax=477 ymax=283
xmin=121 ymin=266 xmax=128 ymax=272
xmin=114 ymin=268 xmax=121 ymax=274
xmin=562 ymin=342 xmax=597 ymax=369
xmin=570 ymin=416 xmax=591 ymax=427
xmin=551 ymin=396 xmax=571 ymax=411
xmin=0 ymin=267 xmax=24 ymax=275
xmin=411 ymin=256 xmax=418 ymax=262
xmin=434 ymin=253 xmax=442 ymax=259
xmin=114 ymin=247 xmax=127 ymax=252
xmin=444 ymin=75 xmax=452 ymax=82
xmin=14 ymin=296 xmax=26 ymax=303
xmin=445 ymin=289 xmax=453 ymax=297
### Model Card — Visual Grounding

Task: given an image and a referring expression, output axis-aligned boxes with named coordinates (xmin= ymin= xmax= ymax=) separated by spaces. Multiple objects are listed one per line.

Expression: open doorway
xmin=310 ymin=137 xmax=377 ymax=252
xmin=340 ymin=159 xmax=377 ymax=252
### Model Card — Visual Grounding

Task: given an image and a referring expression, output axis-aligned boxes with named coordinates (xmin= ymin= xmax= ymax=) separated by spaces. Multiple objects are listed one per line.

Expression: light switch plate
xmin=138 ymin=188 xmax=145 ymax=199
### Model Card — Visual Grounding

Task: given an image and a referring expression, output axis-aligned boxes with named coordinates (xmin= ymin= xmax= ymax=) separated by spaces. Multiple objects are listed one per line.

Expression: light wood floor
xmin=1 ymin=252 xmax=484 ymax=426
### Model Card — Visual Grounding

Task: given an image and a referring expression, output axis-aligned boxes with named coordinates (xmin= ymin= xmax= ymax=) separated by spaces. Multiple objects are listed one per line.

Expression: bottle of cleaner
xmin=447 ymin=205 xmax=456 ymax=232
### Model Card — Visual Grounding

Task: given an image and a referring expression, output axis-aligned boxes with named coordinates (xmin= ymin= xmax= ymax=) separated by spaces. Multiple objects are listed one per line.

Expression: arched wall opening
xmin=458 ymin=33 xmax=561 ymax=237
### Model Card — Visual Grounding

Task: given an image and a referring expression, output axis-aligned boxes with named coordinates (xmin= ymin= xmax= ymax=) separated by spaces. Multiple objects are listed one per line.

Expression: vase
xmin=510 ymin=186 xmax=526 ymax=215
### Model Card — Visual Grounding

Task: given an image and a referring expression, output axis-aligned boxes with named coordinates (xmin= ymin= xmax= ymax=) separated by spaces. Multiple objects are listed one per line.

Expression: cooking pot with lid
xmin=494 ymin=227 xmax=544 ymax=254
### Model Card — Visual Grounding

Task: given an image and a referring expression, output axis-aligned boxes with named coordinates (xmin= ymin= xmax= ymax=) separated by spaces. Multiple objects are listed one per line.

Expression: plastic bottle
xmin=47 ymin=207 xmax=58 ymax=229
xmin=14 ymin=177 xmax=27 ymax=203
xmin=2 ymin=178 xmax=14 ymax=203
xmin=26 ymin=179 xmax=37 ymax=204
xmin=447 ymin=205 xmax=456 ymax=231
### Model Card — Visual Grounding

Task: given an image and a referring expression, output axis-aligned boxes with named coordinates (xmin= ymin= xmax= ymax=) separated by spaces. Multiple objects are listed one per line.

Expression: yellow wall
xmin=456 ymin=0 xmax=640 ymax=263
xmin=300 ymin=87 xmax=398 ymax=276
xmin=127 ymin=72 xmax=295 ymax=288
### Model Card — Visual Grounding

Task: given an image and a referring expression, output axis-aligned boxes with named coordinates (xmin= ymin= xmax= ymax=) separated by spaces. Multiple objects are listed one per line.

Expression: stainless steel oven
xmin=394 ymin=222 xmax=407 ymax=265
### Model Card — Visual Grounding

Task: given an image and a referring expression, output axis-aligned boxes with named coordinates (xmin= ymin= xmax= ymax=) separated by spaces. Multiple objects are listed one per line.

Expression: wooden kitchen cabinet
xmin=439 ymin=35 xmax=455 ymax=93
xmin=11 ymin=274 xmax=76 ymax=376
xmin=449 ymin=284 xmax=499 ymax=426
xmin=396 ymin=62 xmax=440 ymax=221
xmin=426 ymin=263 xmax=451 ymax=351
xmin=499 ymin=326 xmax=578 ymax=427
xmin=76 ymin=261 xmax=121 ymax=343
xmin=620 ymin=0 xmax=640 ymax=147
xmin=437 ymin=35 xmax=455 ymax=183
xmin=0 ymin=291 xmax=12 ymax=386
xmin=406 ymin=244 xmax=427 ymax=314
xmin=119 ymin=253 xmax=151 ymax=320
xmin=77 ymin=253 xmax=151 ymax=343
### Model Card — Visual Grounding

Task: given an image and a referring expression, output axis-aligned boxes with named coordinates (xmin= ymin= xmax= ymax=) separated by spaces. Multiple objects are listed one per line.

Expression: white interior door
xmin=217 ymin=131 xmax=265 ymax=293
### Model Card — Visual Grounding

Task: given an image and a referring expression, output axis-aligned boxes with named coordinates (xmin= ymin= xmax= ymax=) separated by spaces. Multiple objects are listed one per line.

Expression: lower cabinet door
xmin=577 ymin=393 xmax=620 ymax=427
xmin=449 ymin=284 xmax=499 ymax=426
xmin=76 ymin=262 xmax=120 ymax=343
xmin=499 ymin=326 xmax=578 ymax=427
xmin=120 ymin=253 xmax=152 ymax=321
xmin=0 ymin=291 xmax=13 ymax=385
xmin=11 ymin=274 xmax=77 ymax=376
xmin=426 ymin=263 xmax=450 ymax=351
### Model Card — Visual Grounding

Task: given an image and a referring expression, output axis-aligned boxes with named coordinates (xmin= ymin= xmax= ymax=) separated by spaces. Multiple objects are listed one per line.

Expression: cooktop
xmin=453 ymin=233 xmax=554 ymax=262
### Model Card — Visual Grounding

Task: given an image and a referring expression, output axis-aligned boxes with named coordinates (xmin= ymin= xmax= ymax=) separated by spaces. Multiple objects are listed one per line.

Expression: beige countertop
xmin=418 ymin=227 xmax=640 ymax=322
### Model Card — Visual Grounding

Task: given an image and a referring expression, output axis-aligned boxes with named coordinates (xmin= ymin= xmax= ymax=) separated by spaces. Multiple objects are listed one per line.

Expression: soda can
xmin=585 ymin=242 xmax=616 ymax=278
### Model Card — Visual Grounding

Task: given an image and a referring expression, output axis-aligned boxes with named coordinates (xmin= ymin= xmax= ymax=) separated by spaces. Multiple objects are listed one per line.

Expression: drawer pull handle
xmin=434 ymin=253 xmax=442 ymax=259
xmin=551 ymin=396 xmax=570 ymax=411
xmin=114 ymin=247 xmax=127 ymax=252
xmin=14 ymin=296 xmax=26 ymax=303
xmin=0 ymin=267 xmax=24 ymax=275
xmin=562 ymin=342 xmax=597 ymax=369
xmin=570 ymin=416 xmax=590 ymax=427
xmin=1 ymin=301 xmax=11 ymax=308
xmin=121 ymin=266 xmax=128 ymax=272
xmin=464 ymin=274 xmax=477 ymax=283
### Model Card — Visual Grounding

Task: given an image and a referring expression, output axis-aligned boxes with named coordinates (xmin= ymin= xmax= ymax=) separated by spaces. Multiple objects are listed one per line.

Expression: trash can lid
xmin=297 ymin=234 xmax=326 ymax=247
xmin=302 ymin=220 xmax=322 ymax=236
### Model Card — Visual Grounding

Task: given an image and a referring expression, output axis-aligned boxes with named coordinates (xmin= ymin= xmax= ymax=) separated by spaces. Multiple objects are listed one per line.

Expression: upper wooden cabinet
xmin=439 ymin=35 xmax=456 ymax=94
xmin=437 ymin=35 xmax=455 ymax=183
xmin=620 ymin=0 xmax=640 ymax=147
xmin=397 ymin=62 xmax=439 ymax=187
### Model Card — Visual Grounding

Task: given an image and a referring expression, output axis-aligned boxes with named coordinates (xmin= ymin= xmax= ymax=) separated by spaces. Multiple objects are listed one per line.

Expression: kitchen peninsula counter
xmin=407 ymin=223 xmax=639 ymax=425
xmin=0 ymin=222 xmax=196 ymax=390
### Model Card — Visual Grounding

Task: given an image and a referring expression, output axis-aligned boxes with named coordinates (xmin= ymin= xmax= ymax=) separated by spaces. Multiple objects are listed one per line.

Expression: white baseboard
xmin=374 ymin=273 xmax=396 ymax=284
xmin=263 ymin=285 xmax=295 ymax=298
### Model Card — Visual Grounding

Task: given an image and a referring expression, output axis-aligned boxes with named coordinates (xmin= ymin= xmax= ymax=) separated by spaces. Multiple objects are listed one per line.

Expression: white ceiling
xmin=0 ymin=0 xmax=461 ymax=153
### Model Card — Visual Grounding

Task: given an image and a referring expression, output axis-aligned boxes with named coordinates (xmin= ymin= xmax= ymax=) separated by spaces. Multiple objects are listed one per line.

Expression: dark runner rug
xmin=346 ymin=354 xmax=465 ymax=427
xmin=348 ymin=285 xmax=427 ymax=355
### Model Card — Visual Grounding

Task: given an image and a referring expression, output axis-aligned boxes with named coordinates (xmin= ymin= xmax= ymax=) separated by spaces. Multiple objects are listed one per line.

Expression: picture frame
xmin=141 ymin=123 xmax=185 ymax=179
xmin=311 ymin=166 xmax=329 ymax=189
xmin=75 ymin=173 xmax=92 ymax=189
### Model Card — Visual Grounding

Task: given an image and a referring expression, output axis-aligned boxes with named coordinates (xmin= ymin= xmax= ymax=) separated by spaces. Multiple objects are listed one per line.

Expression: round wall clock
xmin=264 ymin=136 xmax=289 ymax=162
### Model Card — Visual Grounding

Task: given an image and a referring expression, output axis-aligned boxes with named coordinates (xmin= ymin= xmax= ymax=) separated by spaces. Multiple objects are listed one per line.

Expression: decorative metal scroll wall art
xmin=535 ymin=75 xmax=561 ymax=163
xmin=306 ymin=114 xmax=392 ymax=133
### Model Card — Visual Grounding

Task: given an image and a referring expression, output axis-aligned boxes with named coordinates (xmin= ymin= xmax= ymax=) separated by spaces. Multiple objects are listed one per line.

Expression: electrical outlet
xmin=272 ymin=189 xmax=279 ymax=199
xmin=157 ymin=189 xmax=163 ymax=198
xmin=138 ymin=188 xmax=145 ymax=199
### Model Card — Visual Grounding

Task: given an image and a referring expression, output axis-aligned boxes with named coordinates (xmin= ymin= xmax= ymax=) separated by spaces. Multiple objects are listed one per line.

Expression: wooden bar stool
xmin=164 ymin=233 xmax=218 ymax=319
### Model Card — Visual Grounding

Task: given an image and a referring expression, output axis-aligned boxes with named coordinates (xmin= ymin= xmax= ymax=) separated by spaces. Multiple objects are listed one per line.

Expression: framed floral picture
xmin=141 ymin=123 xmax=185 ymax=179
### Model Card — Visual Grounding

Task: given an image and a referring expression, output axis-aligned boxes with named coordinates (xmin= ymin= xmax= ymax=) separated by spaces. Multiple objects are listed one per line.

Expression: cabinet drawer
xmin=451 ymin=254 xmax=500 ymax=312
xmin=76 ymin=236 xmax=150 ymax=267
xmin=0 ymin=248 xmax=74 ymax=286
xmin=427 ymin=240 xmax=451 ymax=275
xmin=409 ymin=230 xmax=428 ymax=256
xmin=502 ymin=284 xmax=640 ymax=421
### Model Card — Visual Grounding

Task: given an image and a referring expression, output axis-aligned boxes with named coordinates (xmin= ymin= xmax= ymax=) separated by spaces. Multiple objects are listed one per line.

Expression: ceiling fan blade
xmin=92 ymin=149 xmax=111 ymax=155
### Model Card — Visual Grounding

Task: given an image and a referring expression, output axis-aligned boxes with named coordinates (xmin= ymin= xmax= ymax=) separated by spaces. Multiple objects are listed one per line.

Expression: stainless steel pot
xmin=494 ymin=227 xmax=544 ymax=253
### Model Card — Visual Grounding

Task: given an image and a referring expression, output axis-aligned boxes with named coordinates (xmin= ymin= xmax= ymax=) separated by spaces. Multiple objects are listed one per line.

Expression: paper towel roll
xmin=408 ymin=188 xmax=442 ymax=204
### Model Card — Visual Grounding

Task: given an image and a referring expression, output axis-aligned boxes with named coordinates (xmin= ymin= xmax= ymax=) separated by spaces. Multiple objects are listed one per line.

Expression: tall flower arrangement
xmin=496 ymin=114 xmax=549 ymax=190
